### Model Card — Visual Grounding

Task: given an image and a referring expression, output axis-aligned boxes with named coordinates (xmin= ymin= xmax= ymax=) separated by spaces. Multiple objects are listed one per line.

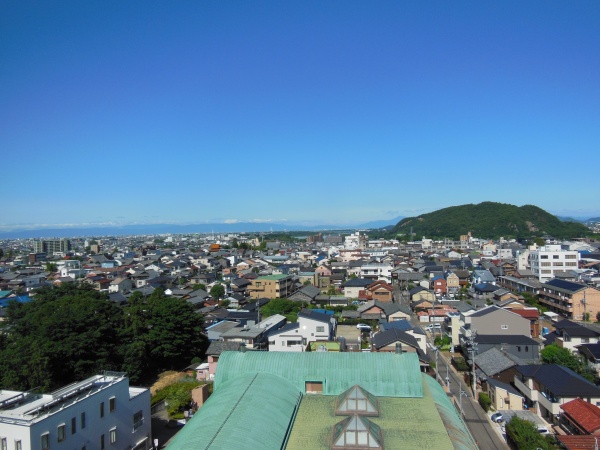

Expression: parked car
xmin=356 ymin=324 xmax=371 ymax=332
xmin=490 ymin=412 xmax=504 ymax=423
xmin=424 ymin=324 xmax=442 ymax=331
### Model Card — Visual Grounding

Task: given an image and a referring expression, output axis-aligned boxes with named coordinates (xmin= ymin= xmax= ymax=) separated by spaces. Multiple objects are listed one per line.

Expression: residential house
xmin=362 ymin=280 xmax=394 ymax=303
xmin=445 ymin=272 xmax=460 ymax=295
xmin=462 ymin=305 xmax=531 ymax=338
xmin=514 ymin=364 xmax=600 ymax=422
xmin=474 ymin=334 xmax=540 ymax=364
xmin=288 ymin=285 xmax=321 ymax=303
xmin=342 ymin=278 xmax=373 ymax=299
xmin=559 ymin=397 xmax=600 ymax=436
xmin=371 ymin=329 xmax=430 ymax=369
xmin=204 ymin=341 xmax=242 ymax=380
xmin=431 ymin=276 xmax=447 ymax=295
xmin=268 ymin=309 xmax=335 ymax=351
xmin=544 ymin=319 xmax=600 ymax=353
xmin=109 ymin=277 xmax=133 ymax=294
xmin=486 ymin=378 xmax=525 ymax=412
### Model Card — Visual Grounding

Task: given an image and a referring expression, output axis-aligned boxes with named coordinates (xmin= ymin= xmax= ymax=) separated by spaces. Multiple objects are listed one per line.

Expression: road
xmin=427 ymin=340 xmax=508 ymax=449
xmin=394 ymin=285 xmax=507 ymax=449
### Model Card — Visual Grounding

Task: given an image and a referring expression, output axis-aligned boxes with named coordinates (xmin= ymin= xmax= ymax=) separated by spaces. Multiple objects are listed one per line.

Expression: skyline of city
xmin=2 ymin=2 xmax=600 ymax=230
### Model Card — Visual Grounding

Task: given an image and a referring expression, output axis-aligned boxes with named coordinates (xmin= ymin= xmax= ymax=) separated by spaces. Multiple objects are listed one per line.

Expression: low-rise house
xmin=544 ymin=319 xmax=600 ymax=353
xmin=559 ymin=397 xmax=600 ymax=436
xmin=342 ymin=278 xmax=373 ymax=299
xmin=205 ymin=341 xmax=243 ymax=380
xmin=109 ymin=277 xmax=133 ymax=294
xmin=514 ymin=364 xmax=600 ymax=421
xmin=288 ymin=285 xmax=321 ymax=303
xmin=474 ymin=334 xmax=540 ymax=364
xmin=462 ymin=305 xmax=531 ymax=338
xmin=486 ymin=378 xmax=525 ymax=412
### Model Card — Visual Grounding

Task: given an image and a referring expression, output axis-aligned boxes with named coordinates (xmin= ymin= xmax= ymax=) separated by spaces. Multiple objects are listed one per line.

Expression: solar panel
xmin=546 ymin=278 xmax=585 ymax=292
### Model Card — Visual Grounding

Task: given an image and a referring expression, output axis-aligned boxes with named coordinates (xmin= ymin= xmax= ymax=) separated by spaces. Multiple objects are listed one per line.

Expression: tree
xmin=326 ymin=285 xmax=337 ymax=295
xmin=45 ymin=262 xmax=58 ymax=272
xmin=0 ymin=284 xmax=124 ymax=391
xmin=505 ymin=416 xmax=553 ymax=450
xmin=210 ymin=283 xmax=225 ymax=300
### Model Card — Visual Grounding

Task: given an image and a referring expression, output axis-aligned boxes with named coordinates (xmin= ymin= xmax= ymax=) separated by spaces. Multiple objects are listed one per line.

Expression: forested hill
xmin=388 ymin=202 xmax=590 ymax=240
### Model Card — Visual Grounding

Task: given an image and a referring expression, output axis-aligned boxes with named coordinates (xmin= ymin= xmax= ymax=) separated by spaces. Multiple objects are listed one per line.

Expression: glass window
xmin=71 ymin=417 xmax=76 ymax=434
xmin=1 ymin=438 xmax=6 ymax=450
xmin=133 ymin=410 xmax=144 ymax=431
xmin=81 ymin=412 xmax=86 ymax=429
xmin=41 ymin=434 xmax=50 ymax=450
xmin=57 ymin=424 xmax=66 ymax=442
xmin=100 ymin=434 xmax=105 ymax=450
xmin=109 ymin=428 xmax=117 ymax=444
xmin=100 ymin=401 xmax=104 ymax=418
xmin=109 ymin=397 xmax=116 ymax=412
xmin=316 ymin=326 xmax=324 ymax=332
xmin=14 ymin=441 xmax=22 ymax=450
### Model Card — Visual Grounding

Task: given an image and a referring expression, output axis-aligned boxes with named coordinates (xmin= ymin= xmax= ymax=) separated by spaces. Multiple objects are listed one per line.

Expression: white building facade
xmin=529 ymin=245 xmax=580 ymax=282
xmin=0 ymin=373 xmax=151 ymax=450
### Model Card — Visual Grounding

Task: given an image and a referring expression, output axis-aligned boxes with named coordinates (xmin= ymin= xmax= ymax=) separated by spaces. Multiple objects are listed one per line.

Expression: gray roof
xmin=206 ymin=341 xmax=244 ymax=356
xmin=487 ymin=378 xmax=523 ymax=398
xmin=372 ymin=329 xmax=419 ymax=350
xmin=516 ymin=364 xmax=600 ymax=398
xmin=474 ymin=348 xmax=517 ymax=377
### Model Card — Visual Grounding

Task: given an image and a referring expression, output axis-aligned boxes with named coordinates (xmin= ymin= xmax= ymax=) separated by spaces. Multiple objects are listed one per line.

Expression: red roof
xmin=557 ymin=435 xmax=600 ymax=448
xmin=511 ymin=309 xmax=540 ymax=320
xmin=561 ymin=398 xmax=600 ymax=434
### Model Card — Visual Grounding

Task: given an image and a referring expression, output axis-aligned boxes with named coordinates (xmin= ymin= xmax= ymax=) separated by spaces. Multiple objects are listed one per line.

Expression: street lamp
xmin=459 ymin=388 xmax=469 ymax=417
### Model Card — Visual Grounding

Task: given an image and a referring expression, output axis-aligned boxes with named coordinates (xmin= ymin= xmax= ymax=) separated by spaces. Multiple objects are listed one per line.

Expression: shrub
xmin=152 ymin=380 xmax=202 ymax=418
xmin=451 ymin=357 xmax=469 ymax=372
xmin=478 ymin=392 xmax=491 ymax=412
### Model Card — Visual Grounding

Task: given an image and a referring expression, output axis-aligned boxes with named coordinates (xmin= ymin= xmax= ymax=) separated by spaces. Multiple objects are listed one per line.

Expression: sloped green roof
xmin=286 ymin=377 xmax=458 ymax=450
xmin=423 ymin=375 xmax=478 ymax=450
xmin=167 ymin=372 xmax=302 ymax=450
xmin=215 ymin=351 xmax=423 ymax=398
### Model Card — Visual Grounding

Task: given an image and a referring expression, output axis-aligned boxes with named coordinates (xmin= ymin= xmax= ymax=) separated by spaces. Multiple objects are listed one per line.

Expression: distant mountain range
xmin=0 ymin=216 xmax=405 ymax=239
xmin=558 ymin=216 xmax=600 ymax=225
xmin=389 ymin=202 xmax=590 ymax=240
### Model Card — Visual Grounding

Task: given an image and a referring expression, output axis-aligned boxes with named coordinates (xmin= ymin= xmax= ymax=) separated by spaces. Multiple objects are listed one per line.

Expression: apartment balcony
xmin=538 ymin=391 xmax=561 ymax=416
xmin=514 ymin=378 xmax=537 ymax=402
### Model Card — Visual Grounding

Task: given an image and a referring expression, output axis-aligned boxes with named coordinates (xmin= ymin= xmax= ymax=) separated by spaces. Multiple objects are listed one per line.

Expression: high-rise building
xmin=32 ymin=239 xmax=71 ymax=256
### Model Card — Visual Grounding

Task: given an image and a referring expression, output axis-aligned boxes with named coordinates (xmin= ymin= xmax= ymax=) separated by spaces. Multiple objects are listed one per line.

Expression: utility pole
xmin=465 ymin=328 xmax=478 ymax=397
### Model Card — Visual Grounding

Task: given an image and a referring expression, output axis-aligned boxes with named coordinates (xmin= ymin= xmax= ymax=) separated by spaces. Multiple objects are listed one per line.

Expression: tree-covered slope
xmin=389 ymin=202 xmax=589 ymax=240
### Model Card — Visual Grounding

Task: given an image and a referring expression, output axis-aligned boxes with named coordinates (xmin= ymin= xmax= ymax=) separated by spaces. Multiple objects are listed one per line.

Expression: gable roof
xmin=372 ymin=329 xmax=420 ymax=350
xmin=215 ymin=352 xmax=423 ymax=398
xmin=560 ymin=397 xmax=600 ymax=434
xmin=516 ymin=364 xmax=600 ymax=397
xmin=474 ymin=348 xmax=517 ymax=377
xmin=298 ymin=308 xmax=332 ymax=324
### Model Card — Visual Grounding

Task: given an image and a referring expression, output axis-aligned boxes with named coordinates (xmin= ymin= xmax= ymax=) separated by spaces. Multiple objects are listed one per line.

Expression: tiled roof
xmin=560 ymin=398 xmax=600 ymax=433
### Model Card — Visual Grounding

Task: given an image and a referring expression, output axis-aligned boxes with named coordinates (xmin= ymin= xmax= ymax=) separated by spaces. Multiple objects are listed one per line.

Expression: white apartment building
xmin=344 ymin=232 xmax=367 ymax=250
xmin=360 ymin=262 xmax=394 ymax=283
xmin=529 ymin=245 xmax=580 ymax=282
xmin=0 ymin=373 xmax=151 ymax=450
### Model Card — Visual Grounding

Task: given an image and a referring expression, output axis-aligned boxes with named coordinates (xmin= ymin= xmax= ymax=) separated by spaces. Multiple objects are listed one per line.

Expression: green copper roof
xmin=423 ymin=375 xmax=478 ymax=450
xmin=167 ymin=372 xmax=302 ymax=450
xmin=215 ymin=351 xmax=423 ymax=398
xmin=256 ymin=274 xmax=291 ymax=280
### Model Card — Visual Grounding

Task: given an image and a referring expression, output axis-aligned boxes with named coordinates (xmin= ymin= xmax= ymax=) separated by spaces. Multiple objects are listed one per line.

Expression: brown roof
xmin=557 ymin=435 xmax=600 ymax=449
xmin=560 ymin=398 xmax=600 ymax=434
xmin=511 ymin=309 xmax=540 ymax=320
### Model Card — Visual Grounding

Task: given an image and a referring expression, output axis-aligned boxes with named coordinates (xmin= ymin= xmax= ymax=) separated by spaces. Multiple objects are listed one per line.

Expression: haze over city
xmin=2 ymin=1 xmax=599 ymax=232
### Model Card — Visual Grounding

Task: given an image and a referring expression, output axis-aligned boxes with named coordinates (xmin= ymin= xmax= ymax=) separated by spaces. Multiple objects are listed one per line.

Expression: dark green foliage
xmin=451 ymin=357 xmax=469 ymax=371
xmin=0 ymin=284 xmax=208 ymax=391
xmin=478 ymin=392 xmax=491 ymax=412
xmin=152 ymin=379 xmax=201 ymax=417
xmin=0 ymin=284 xmax=123 ymax=391
xmin=541 ymin=343 xmax=596 ymax=383
xmin=505 ymin=416 xmax=556 ymax=449
xmin=209 ymin=283 xmax=225 ymax=299
xmin=260 ymin=299 xmax=307 ymax=321
xmin=389 ymin=202 xmax=589 ymax=240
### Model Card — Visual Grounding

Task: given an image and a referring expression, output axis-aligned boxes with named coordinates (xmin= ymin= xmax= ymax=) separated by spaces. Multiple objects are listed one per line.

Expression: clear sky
xmin=2 ymin=1 xmax=599 ymax=231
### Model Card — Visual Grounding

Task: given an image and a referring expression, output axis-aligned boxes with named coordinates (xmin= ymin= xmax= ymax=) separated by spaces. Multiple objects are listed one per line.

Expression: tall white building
xmin=529 ymin=245 xmax=579 ymax=282
xmin=0 ymin=373 xmax=151 ymax=450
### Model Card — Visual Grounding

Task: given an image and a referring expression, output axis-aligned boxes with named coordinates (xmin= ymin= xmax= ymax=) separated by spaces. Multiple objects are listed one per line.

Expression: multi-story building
xmin=529 ymin=245 xmax=579 ymax=282
xmin=538 ymin=279 xmax=600 ymax=320
xmin=32 ymin=239 xmax=71 ymax=256
xmin=248 ymin=274 xmax=295 ymax=300
xmin=0 ymin=372 xmax=151 ymax=450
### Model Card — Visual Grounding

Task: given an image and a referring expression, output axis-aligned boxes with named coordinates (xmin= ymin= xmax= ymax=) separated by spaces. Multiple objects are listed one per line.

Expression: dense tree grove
xmin=0 ymin=283 xmax=207 ymax=391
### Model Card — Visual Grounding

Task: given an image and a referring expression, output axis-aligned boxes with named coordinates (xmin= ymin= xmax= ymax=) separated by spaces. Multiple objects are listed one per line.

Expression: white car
xmin=356 ymin=324 xmax=372 ymax=332
xmin=424 ymin=324 xmax=442 ymax=331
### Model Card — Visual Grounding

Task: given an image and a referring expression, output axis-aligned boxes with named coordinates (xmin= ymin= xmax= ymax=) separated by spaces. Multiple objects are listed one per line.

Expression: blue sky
xmin=2 ymin=1 xmax=599 ymax=231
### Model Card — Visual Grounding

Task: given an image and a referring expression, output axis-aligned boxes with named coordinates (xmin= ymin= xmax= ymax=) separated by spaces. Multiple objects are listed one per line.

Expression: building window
xmin=41 ymin=434 xmax=50 ymax=450
xmin=109 ymin=428 xmax=117 ymax=444
xmin=501 ymin=325 xmax=508 ymax=330
xmin=100 ymin=434 xmax=105 ymax=450
xmin=1 ymin=438 xmax=6 ymax=450
xmin=541 ymin=255 xmax=548 ymax=259
xmin=133 ymin=410 xmax=144 ymax=431
xmin=57 ymin=424 xmax=66 ymax=442
xmin=109 ymin=397 xmax=116 ymax=412
xmin=517 ymin=346 xmax=521 ymax=352
xmin=81 ymin=412 xmax=86 ymax=429
xmin=553 ymin=255 xmax=559 ymax=259
xmin=100 ymin=401 xmax=105 ymax=418
xmin=14 ymin=441 xmax=21 ymax=450
xmin=71 ymin=417 xmax=76 ymax=434
xmin=316 ymin=326 xmax=325 ymax=332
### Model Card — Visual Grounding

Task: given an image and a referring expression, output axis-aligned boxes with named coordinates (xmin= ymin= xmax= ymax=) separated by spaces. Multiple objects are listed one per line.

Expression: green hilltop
xmin=389 ymin=202 xmax=590 ymax=240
